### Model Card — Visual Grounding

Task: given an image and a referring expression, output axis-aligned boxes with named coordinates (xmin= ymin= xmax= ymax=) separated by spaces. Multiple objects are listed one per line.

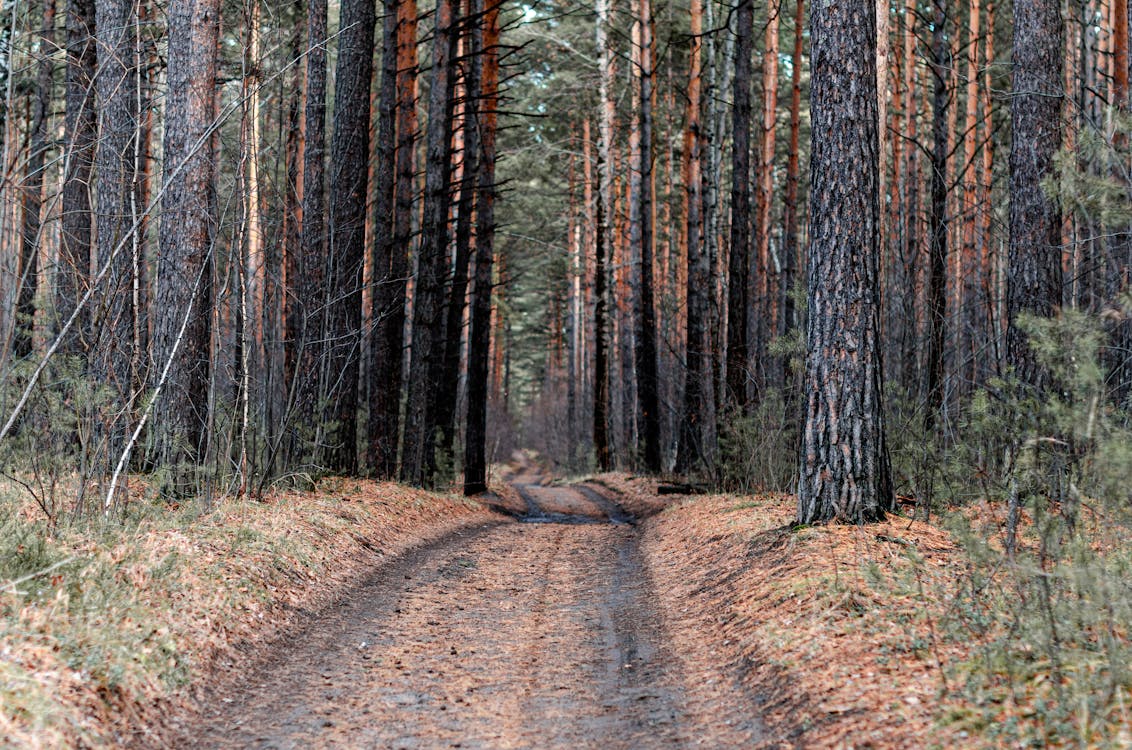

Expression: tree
xmin=796 ymin=0 xmax=894 ymax=524
xmin=924 ymin=0 xmax=950 ymax=427
xmin=464 ymin=0 xmax=501 ymax=495
xmin=402 ymin=0 xmax=457 ymax=485
xmin=325 ymin=0 xmax=376 ymax=474
xmin=726 ymin=0 xmax=753 ymax=411
xmin=1006 ymin=0 xmax=1063 ymax=390
xmin=58 ymin=0 xmax=97 ymax=349
xmin=592 ymin=0 xmax=614 ymax=472
xmin=675 ymin=0 xmax=716 ymax=473
xmin=151 ymin=0 xmax=220 ymax=487
xmin=92 ymin=0 xmax=141 ymax=481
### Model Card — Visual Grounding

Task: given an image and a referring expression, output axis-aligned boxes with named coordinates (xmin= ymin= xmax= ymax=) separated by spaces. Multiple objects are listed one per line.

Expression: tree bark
xmin=16 ymin=0 xmax=56 ymax=359
xmin=401 ymin=0 xmax=457 ymax=485
xmin=796 ymin=0 xmax=894 ymax=524
xmin=593 ymin=0 xmax=614 ymax=471
xmin=461 ymin=0 xmax=498 ymax=491
xmin=292 ymin=0 xmax=329 ymax=468
xmin=151 ymin=0 xmax=220 ymax=487
xmin=325 ymin=0 xmax=376 ymax=474
xmin=59 ymin=0 xmax=97 ymax=351
xmin=1006 ymin=0 xmax=1063 ymax=390
xmin=924 ymin=0 xmax=950 ymax=428
xmin=727 ymin=0 xmax=753 ymax=410
xmin=676 ymin=0 xmax=716 ymax=474
xmin=635 ymin=0 xmax=660 ymax=472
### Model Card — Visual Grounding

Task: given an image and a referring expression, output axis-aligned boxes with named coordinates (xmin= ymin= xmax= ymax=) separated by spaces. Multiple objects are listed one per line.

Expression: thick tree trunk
xmin=401 ymin=0 xmax=457 ymax=485
xmin=368 ymin=0 xmax=404 ymax=477
xmin=464 ymin=0 xmax=500 ymax=494
xmin=1006 ymin=0 xmax=1063 ymax=390
xmin=796 ymin=0 xmax=894 ymax=524
xmin=437 ymin=0 xmax=483 ymax=475
xmin=727 ymin=0 xmax=753 ymax=410
xmin=59 ymin=0 xmax=97 ymax=350
xmin=293 ymin=0 xmax=329 ymax=467
xmin=325 ymin=0 xmax=376 ymax=475
xmin=92 ymin=0 xmax=140 ymax=483
xmin=151 ymin=0 xmax=220 ymax=488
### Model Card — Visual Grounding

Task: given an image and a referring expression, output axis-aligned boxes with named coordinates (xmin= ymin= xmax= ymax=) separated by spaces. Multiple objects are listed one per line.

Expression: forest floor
xmin=2 ymin=454 xmax=987 ymax=748
xmin=152 ymin=453 xmax=963 ymax=749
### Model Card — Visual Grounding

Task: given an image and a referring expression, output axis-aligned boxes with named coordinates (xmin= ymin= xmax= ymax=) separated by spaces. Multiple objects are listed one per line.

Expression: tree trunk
xmin=325 ymin=0 xmax=376 ymax=474
xmin=635 ymin=0 xmax=660 ymax=472
xmin=726 ymin=0 xmax=753 ymax=410
xmin=780 ymin=0 xmax=804 ymax=400
xmin=59 ymin=0 xmax=97 ymax=351
xmin=293 ymin=0 xmax=329 ymax=468
xmin=796 ymin=0 xmax=894 ymax=524
xmin=151 ymin=0 xmax=220 ymax=489
xmin=16 ymin=0 xmax=56 ymax=359
xmin=924 ymin=0 xmax=949 ymax=429
xmin=676 ymin=0 xmax=715 ymax=474
xmin=464 ymin=0 xmax=499 ymax=494
xmin=368 ymin=0 xmax=405 ymax=477
xmin=92 ymin=0 xmax=140 ymax=486
xmin=754 ymin=0 xmax=780 ymax=389
xmin=1006 ymin=0 xmax=1063 ymax=390
xmin=593 ymin=0 xmax=614 ymax=471
xmin=401 ymin=0 xmax=456 ymax=485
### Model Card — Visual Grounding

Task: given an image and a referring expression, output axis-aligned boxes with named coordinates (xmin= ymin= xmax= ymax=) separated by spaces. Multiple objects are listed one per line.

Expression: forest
xmin=1 ymin=0 xmax=1131 ymax=744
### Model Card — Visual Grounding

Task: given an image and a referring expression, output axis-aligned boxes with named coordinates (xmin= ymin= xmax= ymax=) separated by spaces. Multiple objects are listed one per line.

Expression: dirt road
xmin=176 ymin=468 xmax=765 ymax=749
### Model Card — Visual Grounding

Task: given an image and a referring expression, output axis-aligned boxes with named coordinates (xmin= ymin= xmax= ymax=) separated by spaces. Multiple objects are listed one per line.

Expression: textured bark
xmin=437 ymin=0 xmax=483 ymax=474
xmin=368 ymin=0 xmax=404 ymax=477
xmin=780 ymin=0 xmax=804 ymax=397
xmin=58 ymin=0 xmax=97 ymax=349
xmin=924 ymin=0 xmax=949 ymax=427
xmin=16 ymin=0 xmax=56 ymax=358
xmin=151 ymin=0 xmax=219 ymax=482
xmin=593 ymin=0 xmax=614 ymax=472
xmin=325 ymin=0 xmax=376 ymax=474
xmin=401 ymin=0 xmax=457 ymax=485
xmin=293 ymin=0 xmax=329 ymax=466
xmin=676 ymin=0 xmax=715 ymax=474
xmin=1006 ymin=0 xmax=1063 ymax=390
xmin=462 ymin=0 xmax=497 ymax=492
xmin=754 ymin=0 xmax=780 ymax=387
xmin=635 ymin=0 xmax=660 ymax=472
xmin=797 ymin=0 xmax=894 ymax=524
xmin=92 ymin=0 xmax=140 ymax=468
xmin=726 ymin=0 xmax=753 ymax=410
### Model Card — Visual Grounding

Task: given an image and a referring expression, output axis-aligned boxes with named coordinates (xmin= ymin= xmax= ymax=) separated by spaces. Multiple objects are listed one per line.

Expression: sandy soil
xmin=170 ymin=461 xmax=765 ymax=749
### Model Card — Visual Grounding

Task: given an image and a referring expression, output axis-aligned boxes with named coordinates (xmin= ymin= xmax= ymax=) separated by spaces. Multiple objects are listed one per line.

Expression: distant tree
xmin=1006 ymin=0 xmax=1063 ymax=390
xmin=796 ymin=0 xmax=894 ymax=524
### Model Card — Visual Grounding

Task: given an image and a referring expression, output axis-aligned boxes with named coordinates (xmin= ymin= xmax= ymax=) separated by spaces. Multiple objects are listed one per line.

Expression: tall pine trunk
xmin=1006 ymin=0 xmax=1063 ymax=390
xmin=401 ymin=0 xmax=457 ymax=485
xmin=796 ymin=0 xmax=893 ymax=524
xmin=726 ymin=0 xmax=753 ymax=410
xmin=325 ymin=0 xmax=376 ymax=474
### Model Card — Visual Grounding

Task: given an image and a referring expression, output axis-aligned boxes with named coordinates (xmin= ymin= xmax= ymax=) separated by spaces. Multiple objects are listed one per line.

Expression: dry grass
xmin=0 ymin=479 xmax=494 ymax=748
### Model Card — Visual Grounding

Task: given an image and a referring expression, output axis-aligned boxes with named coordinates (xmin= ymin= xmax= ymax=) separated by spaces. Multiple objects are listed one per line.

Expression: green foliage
xmin=718 ymin=389 xmax=797 ymax=493
xmin=891 ymin=309 xmax=1132 ymax=746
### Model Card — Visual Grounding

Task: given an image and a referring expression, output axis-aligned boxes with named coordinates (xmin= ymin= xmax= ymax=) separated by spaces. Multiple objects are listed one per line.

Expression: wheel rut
xmin=175 ymin=472 xmax=757 ymax=749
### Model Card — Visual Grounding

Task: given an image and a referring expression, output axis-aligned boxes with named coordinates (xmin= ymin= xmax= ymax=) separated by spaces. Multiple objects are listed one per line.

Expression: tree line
xmin=1 ymin=0 xmax=1129 ymax=526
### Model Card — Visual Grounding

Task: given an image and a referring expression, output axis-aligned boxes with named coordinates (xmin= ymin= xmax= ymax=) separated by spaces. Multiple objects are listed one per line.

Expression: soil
xmin=169 ymin=456 xmax=766 ymax=749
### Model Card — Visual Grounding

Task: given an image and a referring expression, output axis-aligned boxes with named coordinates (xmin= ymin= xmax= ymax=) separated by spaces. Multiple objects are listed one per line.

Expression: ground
xmin=1 ymin=453 xmax=974 ymax=748
xmin=152 ymin=454 xmax=955 ymax=749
